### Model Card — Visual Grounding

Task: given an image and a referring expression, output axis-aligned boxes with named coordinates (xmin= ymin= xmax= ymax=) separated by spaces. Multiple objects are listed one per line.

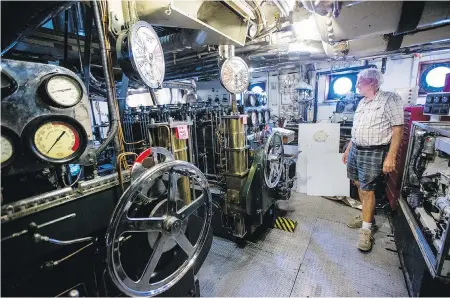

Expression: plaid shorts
xmin=347 ymin=145 xmax=387 ymax=191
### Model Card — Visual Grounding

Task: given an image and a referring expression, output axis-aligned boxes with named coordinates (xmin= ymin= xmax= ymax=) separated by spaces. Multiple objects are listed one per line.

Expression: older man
xmin=342 ymin=68 xmax=404 ymax=252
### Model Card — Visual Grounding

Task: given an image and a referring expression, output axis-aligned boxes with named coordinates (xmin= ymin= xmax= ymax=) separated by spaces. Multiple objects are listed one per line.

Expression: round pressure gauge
xmin=251 ymin=111 xmax=258 ymax=126
xmin=220 ymin=57 xmax=250 ymax=94
xmin=264 ymin=110 xmax=270 ymax=123
xmin=24 ymin=116 xmax=87 ymax=163
xmin=117 ymin=21 xmax=165 ymax=88
xmin=1 ymin=127 xmax=19 ymax=168
xmin=41 ymin=75 xmax=83 ymax=107
xmin=1 ymin=135 xmax=13 ymax=165
xmin=248 ymin=94 xmax=257 ymax=107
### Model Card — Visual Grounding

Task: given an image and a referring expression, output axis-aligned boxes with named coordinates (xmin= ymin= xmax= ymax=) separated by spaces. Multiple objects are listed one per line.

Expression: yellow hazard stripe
xmin=274 ymin=217 xmax=298 ymax=232
xmin=282 ymin=217 xmax=292 ymax=232
xmin=280 ymin=218 xmax=289 ymax=231
xmin=275 ymin=218 xmax=281 ymax=229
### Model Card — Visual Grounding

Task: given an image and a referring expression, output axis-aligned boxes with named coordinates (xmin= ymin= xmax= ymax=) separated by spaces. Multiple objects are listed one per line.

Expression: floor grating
xmin=197 ymin=192 xmax=408 ymax=297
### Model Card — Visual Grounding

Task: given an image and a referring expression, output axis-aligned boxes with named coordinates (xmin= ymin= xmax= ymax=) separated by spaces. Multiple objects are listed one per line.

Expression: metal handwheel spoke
xmin=167 ymin=170 xmax=179 ymax=214
xmin=137 ymin=234 xmax=169 ymax=289
xmin=122 ymin=217 xmax=165 ymax=233
xmin=174 ymin=233 xmax=195 ymax=257
xmin=176 ymin=194 xmax=205 ymax=219
xmin=263 ymin=133 xmax=284 ymax=188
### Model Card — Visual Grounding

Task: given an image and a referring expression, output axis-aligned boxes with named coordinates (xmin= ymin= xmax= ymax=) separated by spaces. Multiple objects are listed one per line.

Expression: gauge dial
xmin=45 ymin=75 xmax=82 ymax=107
xmin=119 ymin=21 xmax=165 ymax=88
xmin=249 ymin=94 xmax=257 ymax=107
xmin=33 ymin=122 xmax=81 ymax=161
xmin=220 ymin=57 xmax=250 ymax=94
xmin=258 ymin=111 xmax=263 ymax=123
xmin=1 ymin=135 xmax=14 ymax=165
xmin=264 ymin=110 xmax=270 ymax=123
xmin=251 ymin=112 xmax=258 ymax=125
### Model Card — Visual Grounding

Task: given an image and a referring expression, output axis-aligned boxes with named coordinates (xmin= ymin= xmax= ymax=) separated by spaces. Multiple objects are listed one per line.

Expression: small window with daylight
xmin=419 ymin=62 xmax=450 ymax=93
xmin=333 ymin=77 xmax=353 ymax=95
xmin=328 ymin=74 xmax=357 ymax=100
xmin=426 ymin=66 xmax=450 ymax=88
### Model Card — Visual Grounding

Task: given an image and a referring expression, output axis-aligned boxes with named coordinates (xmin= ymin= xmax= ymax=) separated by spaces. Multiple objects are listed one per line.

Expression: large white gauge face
xmin=264 ymin=110 xmax=270 ymax=123
xmin=1 ymin=135 xmax=14 ymax=165
xmin=33 ymin=122 xmax=81 ymax=161
xmin=249 ymin=95 xmax=257 ymax=107
xmin=220 ymin=57 xmax=250 ymax=94
xmin=45 ymin=75 xmax=82 ymax=107
xmin=130 ymin=22 xmax=165 ymax=88
xmin=251 ymin=112 xmax=258 ymax=125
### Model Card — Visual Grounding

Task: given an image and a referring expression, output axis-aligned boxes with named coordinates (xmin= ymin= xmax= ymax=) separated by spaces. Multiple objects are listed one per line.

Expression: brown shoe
xmin=357 ymin=229 xmax=374 ymax=252
xmin=347 ymin=215 xmax=362 ymax=229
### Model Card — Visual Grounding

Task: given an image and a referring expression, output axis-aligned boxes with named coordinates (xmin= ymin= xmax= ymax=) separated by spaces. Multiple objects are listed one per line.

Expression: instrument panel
xmin=424 ymin=92 xmax=450 ymax=115
xmin=0 ymin=59 xmax=94 ymax=174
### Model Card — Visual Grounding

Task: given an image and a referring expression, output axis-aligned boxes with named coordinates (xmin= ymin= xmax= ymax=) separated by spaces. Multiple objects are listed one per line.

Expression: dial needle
xmin=47 ymin=131 xmax=66 ymax=153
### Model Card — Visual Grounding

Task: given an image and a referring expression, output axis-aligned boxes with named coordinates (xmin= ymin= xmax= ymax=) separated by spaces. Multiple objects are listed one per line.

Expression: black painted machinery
xmin=0 ymin=2 xmax=295 ymax=296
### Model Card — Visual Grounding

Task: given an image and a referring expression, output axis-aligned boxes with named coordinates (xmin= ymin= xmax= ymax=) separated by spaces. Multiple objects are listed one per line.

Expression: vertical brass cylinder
xmin=224 ymin=116 xmax=248 ymax=176
xmin=170 ymin=127 xmax=192 ymax=204
xmin=226 ymin=118 xmax=246 ymax=148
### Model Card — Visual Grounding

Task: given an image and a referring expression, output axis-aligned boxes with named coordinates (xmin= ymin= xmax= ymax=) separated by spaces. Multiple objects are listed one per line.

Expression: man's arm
xmin=383 ymin=125 xmax=403 ymax=173
xmin=383 ymin=92 xmax=404 ymax=173
xmin=342 ymin=140 xmax=352 ymax=164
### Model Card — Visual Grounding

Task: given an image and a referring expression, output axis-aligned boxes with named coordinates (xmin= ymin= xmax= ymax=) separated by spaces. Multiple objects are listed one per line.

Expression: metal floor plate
xmin=197 ymin=192 xmax=408 ymax=297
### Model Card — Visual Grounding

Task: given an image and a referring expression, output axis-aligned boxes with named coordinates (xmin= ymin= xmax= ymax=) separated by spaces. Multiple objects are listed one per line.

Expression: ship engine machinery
xmin=0 ymin=1 xmax=296 ymax=296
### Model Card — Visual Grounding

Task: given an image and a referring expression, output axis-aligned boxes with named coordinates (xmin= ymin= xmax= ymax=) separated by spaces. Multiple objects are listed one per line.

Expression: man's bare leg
xmin=361 ymin=189 xmax=375 ymax=225
xmin=358 ymin=189 xmax=375 ymax=252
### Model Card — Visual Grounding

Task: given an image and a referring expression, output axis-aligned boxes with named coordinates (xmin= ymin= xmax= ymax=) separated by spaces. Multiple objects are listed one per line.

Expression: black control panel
xmin=424 ymin=92 xmax=450 ymax=115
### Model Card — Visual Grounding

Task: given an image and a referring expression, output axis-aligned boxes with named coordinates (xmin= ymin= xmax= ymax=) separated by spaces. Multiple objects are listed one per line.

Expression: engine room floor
xmin=197 ymin=192 xmax=409 ymax=297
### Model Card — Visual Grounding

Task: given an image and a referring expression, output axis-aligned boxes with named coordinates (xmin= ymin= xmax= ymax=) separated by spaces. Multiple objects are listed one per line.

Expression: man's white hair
xmin=357 ymin=68 xmax=384 ymax=89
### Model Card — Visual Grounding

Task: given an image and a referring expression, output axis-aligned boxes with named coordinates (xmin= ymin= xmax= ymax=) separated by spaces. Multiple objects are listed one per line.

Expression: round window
xmin=333 ymin=77 xmax=353 ymax=95
xmin=425 ymin=66 xmax=450 ymax=88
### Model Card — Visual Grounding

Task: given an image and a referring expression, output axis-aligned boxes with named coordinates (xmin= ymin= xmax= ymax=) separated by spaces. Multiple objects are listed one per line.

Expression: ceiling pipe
xmin=160 ymin=29 xmax=209 ymax=53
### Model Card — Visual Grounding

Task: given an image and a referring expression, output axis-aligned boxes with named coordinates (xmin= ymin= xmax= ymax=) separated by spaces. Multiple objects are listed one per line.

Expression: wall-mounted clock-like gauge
xmin=117 ymin=21 xmax=165 ymax=89
xmin=220 ymin=57 xmax=250 ymax=94
xmin=22 ymin=116 xmax=88 ymax=164
xmin=39 ymin=74 xmax=83 ymax=108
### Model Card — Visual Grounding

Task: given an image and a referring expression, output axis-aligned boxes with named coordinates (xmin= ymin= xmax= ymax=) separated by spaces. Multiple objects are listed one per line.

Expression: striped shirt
xmin=351 ymin=90 xmax=404 ymax=146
